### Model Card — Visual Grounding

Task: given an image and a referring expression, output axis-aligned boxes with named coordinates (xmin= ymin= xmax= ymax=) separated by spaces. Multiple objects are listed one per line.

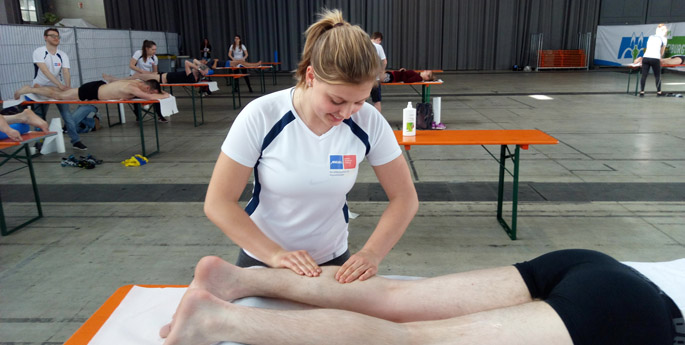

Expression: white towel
xmin=157 ymin=95 xmax=178 ymax=117
xmin=198 ymin=81 xmax=219 ymax=92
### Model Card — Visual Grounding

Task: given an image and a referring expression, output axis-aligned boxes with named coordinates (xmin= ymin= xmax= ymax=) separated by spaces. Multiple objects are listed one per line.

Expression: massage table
xmin=2 ymin=96 xmax=178 ymax=157
xmin=0 ymin=131 xmax=57 ymax=235
xmin=261 ymin=62 xmax=282 ymax=85
xmin=215 ymin=66 xmax=273 ymax=94
xmin=395 ymin=129 xmax=559 ymax=240
xmin=624 ymin=62 xmax=685 ymax=96
xmin=63 ymin=259 xmax=684 ymax=345
xmin=381 ymin=80 xmax=443 ymax=103
xmin=161 ymin=81 xmax=219 ymax=127
xmin=206 ymin=74 xmax=249 ymax=109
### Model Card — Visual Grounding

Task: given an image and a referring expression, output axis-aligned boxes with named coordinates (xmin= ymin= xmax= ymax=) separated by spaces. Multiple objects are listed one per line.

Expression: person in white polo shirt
xmin=31 ymin=28 xmax=87 ymax=150
xmin=205 ymin=10 xmax=418 ymax=284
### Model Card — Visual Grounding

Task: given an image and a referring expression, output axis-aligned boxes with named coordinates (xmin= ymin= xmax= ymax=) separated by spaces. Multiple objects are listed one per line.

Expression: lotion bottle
xmin=402 ymin=102 xmax=416 ymax=136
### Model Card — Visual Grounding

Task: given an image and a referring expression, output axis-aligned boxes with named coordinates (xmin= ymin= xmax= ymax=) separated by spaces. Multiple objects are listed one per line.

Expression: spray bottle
xmin=402 ymin=102 xmax=416 ymax=136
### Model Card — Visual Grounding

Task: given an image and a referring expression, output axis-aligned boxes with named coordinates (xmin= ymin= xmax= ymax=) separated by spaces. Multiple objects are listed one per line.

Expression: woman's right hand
xmin=271 ymin=250 xmax=322 ymax=277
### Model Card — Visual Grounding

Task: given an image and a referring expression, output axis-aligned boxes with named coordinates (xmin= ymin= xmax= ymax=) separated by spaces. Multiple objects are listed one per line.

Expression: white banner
xmin=594 ymin=22 xmax=685 ymax=66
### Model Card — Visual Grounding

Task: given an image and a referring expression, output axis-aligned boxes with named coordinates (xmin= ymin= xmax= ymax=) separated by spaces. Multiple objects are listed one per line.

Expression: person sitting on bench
xmin=382 ymin=68 xmax=436 ymax=83
xmin=160 ymin=249 xmax=683 ymax=345
xmin=0 ymin=109 xmax=49 ymax=141
xmin=13 ymin=79 xmax=167 ymax=101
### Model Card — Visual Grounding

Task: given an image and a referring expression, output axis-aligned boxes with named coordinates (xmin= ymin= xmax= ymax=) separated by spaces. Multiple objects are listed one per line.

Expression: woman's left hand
xmin=334 ymin=250 xmax=380 ymax=283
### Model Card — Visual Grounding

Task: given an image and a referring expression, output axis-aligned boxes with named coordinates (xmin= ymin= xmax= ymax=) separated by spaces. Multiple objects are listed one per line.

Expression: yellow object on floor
xmin=121 ymin=154 xmax=148 ymax=167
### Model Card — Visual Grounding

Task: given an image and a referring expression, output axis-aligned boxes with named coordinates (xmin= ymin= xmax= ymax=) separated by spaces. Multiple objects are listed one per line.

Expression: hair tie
xmin=333 ymin=22 xmax=344 ymax=27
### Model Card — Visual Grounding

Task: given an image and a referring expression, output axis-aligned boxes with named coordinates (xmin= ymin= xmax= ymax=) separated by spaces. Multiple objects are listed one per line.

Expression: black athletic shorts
xmin=78 ymin=80 xmax=106 ymax=101
xmin=370 ymin=84 xmax=382 ymax=103
xmin=165 ymin=71 xmax=198 ymax=84
xmin=514 ymin=249 xmax=683 ymax=345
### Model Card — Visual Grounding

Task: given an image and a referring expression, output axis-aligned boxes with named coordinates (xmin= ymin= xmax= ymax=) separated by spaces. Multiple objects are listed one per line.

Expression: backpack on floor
xmin=416 ymin=102 xmax=434 ymax=130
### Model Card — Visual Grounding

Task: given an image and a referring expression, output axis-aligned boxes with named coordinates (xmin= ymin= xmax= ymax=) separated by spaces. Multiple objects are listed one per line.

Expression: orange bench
xmin=395 ymin=129 xmax=558 ymax=240
xmin=381 ymin=80 xmax=443 ymax=103
xmin=1 ymin=131 xmax=57 ymax=236
xmin=215 ymin=66 xmax=273 ymax=94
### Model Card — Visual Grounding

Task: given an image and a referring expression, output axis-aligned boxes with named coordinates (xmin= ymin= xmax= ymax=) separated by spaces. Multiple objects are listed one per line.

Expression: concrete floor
xmin=1 ymin=68 xmax=685 ymax=344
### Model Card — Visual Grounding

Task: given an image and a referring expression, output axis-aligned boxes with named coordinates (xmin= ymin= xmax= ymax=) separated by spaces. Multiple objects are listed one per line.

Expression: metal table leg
xmin=1 ymin=144 xmax=43 ymax=236
xmin=496 ymin=144 xmax=521 ymax=240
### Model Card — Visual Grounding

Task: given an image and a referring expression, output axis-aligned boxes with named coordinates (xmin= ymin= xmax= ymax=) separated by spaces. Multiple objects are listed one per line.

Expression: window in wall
xmin=20 ymin=0 xmax=39 ymax=23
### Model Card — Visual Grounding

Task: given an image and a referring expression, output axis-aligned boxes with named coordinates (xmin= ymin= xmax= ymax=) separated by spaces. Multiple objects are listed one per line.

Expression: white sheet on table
xmin=2 ymin=94 xmax=178 ymax=118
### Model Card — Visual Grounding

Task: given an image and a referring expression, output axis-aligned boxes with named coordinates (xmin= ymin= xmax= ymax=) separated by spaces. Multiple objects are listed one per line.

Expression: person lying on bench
xmin=0 ymin=109 xmax=48 ymax=141
xmin=105 ymin=59 xmax=211 ymax=85
xmin=160 ymin=249 xmax=683 ymax=345
xmin=14 ymin=79 xmax=167 ymax=101
xmin=382 ymin=68 xmax=436 ymax=83
xmin=204 ymin=58 xmax=263 ymax=69
xmin=634 ymin=55 xmax=685 ymax=66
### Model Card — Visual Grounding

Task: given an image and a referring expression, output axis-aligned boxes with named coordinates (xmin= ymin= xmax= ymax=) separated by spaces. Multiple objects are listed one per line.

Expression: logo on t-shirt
xmin=54 ymin=62 xmax=61 ymax=67
xmin=329 ymin=154 xmax=356 ymax=175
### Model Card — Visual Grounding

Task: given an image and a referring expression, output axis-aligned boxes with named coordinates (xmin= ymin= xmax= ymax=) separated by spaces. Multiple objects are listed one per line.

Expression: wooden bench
xmin=215 ymin=66 xmax=273 ymax=94
xmin=395 ymin=129 xmax=558 ymax=240
xmin=0 ymin=131 xmax=57 ymax=236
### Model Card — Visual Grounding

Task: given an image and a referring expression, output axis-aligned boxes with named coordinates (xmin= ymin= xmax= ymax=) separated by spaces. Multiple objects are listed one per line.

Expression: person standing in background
xmin=31 ymin=28 xmax=87 ymax=151
xmin=228 ymin=35 xmax=253 ymax=92
xmin=130 ymin=40 xmax=159 ymax=76
xmin=370 ymin=32 xmax=387 ymax=112
xmin=639 ymin=24 xmax=668 ymax=97
xmin=200 ymin=38 xmax=212 ymax=59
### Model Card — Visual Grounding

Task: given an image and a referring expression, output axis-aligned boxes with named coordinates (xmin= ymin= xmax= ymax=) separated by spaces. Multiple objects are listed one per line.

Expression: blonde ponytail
xmin=295 ymin=9 xmax=381 ymax=87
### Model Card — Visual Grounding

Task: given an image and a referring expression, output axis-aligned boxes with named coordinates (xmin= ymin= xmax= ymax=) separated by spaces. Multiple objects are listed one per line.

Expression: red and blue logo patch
xmin=330 ymin=155 xmax=356 ymax=169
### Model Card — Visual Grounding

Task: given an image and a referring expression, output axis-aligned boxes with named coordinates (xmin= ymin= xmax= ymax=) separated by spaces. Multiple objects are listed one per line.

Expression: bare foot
xmin=102 ymin=73 xmax=116 ymax=83
xmin=189 ymin=256 xmax=253 ymax=302
xmin=0 ymin=122 xmax=22 ymax=141
xmin=19 ymin=109 xmax=49 ymax=132
xmin=14 ymin=85 xmax=31 ymax=100
xmin=162 ymin=288 xmax=236 ymax=345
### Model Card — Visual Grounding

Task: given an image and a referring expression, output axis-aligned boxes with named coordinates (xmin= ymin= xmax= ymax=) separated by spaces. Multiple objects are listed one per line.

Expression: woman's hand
xmin=271 ymin=250 xmax=322 ymax=277
xmin=335 ymin=249 xmax=380 ymax=283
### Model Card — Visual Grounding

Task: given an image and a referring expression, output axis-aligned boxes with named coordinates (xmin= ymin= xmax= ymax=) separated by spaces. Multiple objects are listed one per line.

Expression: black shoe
xmin=35 ymin=142 xmax=43 ymax=152
xmin=639 ymin=92 xmax=645 ymax=97
xmin=73 ymin=141 xmax=88 ymax=150
xmin=657 ymin=92 xmax=665 ymax=97
xmin=157 ymin=115 xmax=169 ymax=123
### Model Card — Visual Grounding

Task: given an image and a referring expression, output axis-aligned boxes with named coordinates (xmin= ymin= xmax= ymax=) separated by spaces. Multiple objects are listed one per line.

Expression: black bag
xmin=416 ymin=102 xmax=434 ymax=130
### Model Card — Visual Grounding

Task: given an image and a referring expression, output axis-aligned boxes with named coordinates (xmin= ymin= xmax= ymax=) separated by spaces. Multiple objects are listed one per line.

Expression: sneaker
xmin=80 ymin=154 xmax=103 ymax=165
xmin=61 ymin=155 xmax=79 ymax=167
xmin=77 ymin=158 xmax=95 ymax=169
xmin=431 ymin=122 xmax=446 ymax=130
xmin=73 ymin=141 xmax=88 ymax=150
xmin=157 ymin=115 xmax=169 ymax=123
xmin=93 ymin=114 xmax=101 ymax=131
xmin=35 ymin=142 xmax=43 ymax=152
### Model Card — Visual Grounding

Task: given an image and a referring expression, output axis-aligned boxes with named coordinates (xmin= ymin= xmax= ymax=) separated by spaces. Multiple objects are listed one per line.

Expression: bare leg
xmin=230 ymin=60 xmax=262 ymax=67
xmin=14 ymin=85 xmax=76 ymax=100
xmin=162 ymin=287 xmax=571 ymax=345
xmin=0 ymin=116 xmax=22 ymax=141
xmin=4 ymin=109 xmax=49 ymax=132
xmin=188 ymin=256 xmax=533 ymax=322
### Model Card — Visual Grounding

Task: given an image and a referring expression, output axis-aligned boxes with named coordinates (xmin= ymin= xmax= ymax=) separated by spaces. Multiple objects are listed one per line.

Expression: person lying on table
xmin=634 ymin=55 xmax=685 ymax=66
xmin=160 ymin=249 xmax=684 ymax=345
xmin=104 ymin=59 xmax=211 ymax=85
xmin=13 ymin=79 xmax=167 ymax=101
xmin=382 ymin=68 xmax=436 ymax=83
xmin=204 ymin=58 xmax=263 ymax=69
xmin=0 ymin=109 xmax=48 ymax=141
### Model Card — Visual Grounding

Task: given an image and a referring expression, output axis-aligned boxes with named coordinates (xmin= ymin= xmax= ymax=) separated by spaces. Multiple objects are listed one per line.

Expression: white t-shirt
xmin=373 ymin=42 xmax=386 ymax=61
xmin=32 ymin=46 xmax=70 ymax=87
xmin=643 ymin=35 xmax=667 ymax=59
xmin=130 ymin=50 xmax=158 ymax=75
xmin=624 ymin=258 xmax=685 ymax=312
xmin=221 ymin=88 xmax=401 ymax=263
xmin=230 ymin=44 xmax=247 ymax=60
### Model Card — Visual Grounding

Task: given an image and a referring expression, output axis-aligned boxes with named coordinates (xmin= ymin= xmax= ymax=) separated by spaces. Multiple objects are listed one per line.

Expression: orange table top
xmin=262 ymin=62 xmax=282 ymax=65
xmin=382 ymin=80 xmax=444 ymax=86
xmin=0 ymin=131 xmax=57 ymax=149
xmin=16 ymin=99 xmax=159 ymax=105
xmin=394 ymin=129 xmax=558 ymax=150
xmin=161 ymin=82 xmax=214 ymax=87
xmin=63 ymin=284 xmax=187 ymax=345
xmin=215 ymin=66 xmax=272 ymax=70
xmin=209 ymin=73 xmax=248 ymax=78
